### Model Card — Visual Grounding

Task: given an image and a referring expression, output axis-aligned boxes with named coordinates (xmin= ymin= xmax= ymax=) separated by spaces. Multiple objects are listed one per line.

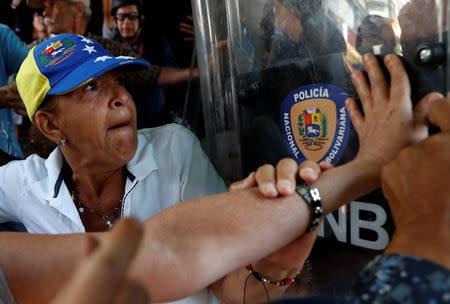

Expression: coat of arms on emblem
xmin=39 ymin=39 xmax=75 ymax=66
xmin=298 ymin=107 xmax=328 ymax=151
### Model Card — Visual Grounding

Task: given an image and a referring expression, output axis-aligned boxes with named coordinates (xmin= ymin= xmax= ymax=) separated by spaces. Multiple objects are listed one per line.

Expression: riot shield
xmin=192 ymin=0 xmax=448 ymax=296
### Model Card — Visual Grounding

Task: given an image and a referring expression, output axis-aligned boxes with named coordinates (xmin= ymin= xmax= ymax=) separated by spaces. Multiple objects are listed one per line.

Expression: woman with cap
xmin=0 ymin=33 xmax=434 ymax=303
xmin=10 ymin=33 xmax=321 ymax=303
xmin=14 ymin=33 xmax=227 ymax=232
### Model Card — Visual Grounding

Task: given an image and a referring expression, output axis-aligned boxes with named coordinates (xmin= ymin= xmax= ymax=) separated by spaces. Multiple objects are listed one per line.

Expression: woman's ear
xmin=34 ymin=110 xmax=61 ymax=146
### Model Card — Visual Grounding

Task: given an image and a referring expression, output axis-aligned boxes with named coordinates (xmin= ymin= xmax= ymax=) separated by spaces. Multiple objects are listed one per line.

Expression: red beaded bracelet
xmin=245 ymin=264 xmax=299 ymax=286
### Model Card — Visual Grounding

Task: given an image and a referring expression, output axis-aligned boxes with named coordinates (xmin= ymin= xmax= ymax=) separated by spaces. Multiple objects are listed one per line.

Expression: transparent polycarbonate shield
xmin=193 ymin=0 xmax=447 ymax=181
xmin=192 ymin=0 xmax=447 ymax=295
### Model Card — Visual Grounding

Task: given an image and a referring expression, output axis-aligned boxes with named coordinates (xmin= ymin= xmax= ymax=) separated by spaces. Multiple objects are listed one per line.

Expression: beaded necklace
xmin=71 ymin=191 xmax=122 ymax=228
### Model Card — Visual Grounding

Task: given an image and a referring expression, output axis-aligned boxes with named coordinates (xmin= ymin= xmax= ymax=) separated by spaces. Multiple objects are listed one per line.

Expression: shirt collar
xmin=126 ymin=130 xmax=159 ymax=180
xmin=41 ymin=147 xmax=64 ymax=199
xmin=44 ymin=131 xmax=159 ymax=198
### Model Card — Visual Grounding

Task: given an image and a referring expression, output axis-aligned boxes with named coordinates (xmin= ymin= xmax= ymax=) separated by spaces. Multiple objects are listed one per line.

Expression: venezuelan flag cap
xmin=17 ymin=34 xmax=149 ymax=121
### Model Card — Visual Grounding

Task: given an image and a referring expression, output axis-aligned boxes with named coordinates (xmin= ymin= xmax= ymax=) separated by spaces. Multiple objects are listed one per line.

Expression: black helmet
xmin=111 ymin=0 xmax=143 ymax=16
xmin=277 ymin=0 xmax=322 ymax=20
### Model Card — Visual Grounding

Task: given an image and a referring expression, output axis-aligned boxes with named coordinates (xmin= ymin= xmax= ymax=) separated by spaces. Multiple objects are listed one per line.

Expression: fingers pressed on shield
xmin=351 ymin=70 xmax=371 ymax=116
xmin=345 ymin=98 xmax=364 ymax=133
xmin=384 ymin=54 xmax=411 ymax=103
xmin=363 ymin=53 xmax=389 ymax=103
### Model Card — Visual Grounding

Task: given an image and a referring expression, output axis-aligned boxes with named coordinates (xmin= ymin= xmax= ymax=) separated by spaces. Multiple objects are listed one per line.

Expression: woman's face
xmin=51 ymin=70 xmax=138 ymax=168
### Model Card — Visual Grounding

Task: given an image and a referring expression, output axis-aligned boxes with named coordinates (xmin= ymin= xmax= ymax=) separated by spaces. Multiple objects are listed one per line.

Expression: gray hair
xmin=65 ymin=0 xmax=92 ymax=20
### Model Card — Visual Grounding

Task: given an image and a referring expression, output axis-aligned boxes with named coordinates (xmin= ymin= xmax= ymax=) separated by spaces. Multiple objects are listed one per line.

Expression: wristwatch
xmin=295 ymin=182 xmax=323 ymax=232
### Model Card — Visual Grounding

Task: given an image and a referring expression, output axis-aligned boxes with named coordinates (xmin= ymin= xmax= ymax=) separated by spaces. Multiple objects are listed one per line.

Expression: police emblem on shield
xmin=280 ymin=84 xmax=351 ymax=166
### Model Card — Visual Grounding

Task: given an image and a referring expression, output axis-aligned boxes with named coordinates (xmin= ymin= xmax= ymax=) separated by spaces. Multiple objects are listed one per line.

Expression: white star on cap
xmin=83 ymin=45 xmax=96 ymax=54
xmin=94 ymin=56 xmax=113 ymax=62
xmin=81 ymin=37 xmax=94 ymax=44
xmin=116 ymin=56 xmax=135 ymax=60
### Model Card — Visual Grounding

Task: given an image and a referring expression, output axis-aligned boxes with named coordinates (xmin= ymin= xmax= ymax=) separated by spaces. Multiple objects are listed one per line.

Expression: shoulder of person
xmin=0 ymin=24 xmax=26 ymax=51
xmin=0 ymin=23 xmax=12 ymax=34
xmin=133 ymin=125 xmax=202 ymax=174
xmin=353 ymin=254 xmax=450 ymax=302
xmin=0 ymin=152 xmax=49 ymax=181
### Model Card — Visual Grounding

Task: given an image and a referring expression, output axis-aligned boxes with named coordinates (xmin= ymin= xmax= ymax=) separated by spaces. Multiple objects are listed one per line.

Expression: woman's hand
xmin=215 ymin=159 xmax=331 ymax=303
xmin=180 ymin=16 xmax=195 ymax=42
xmin=230 ymin=160 xmax=332 ymax=274
xmin=346 ymin=54 xmax=438 ymax=176
xmin=239 ymin=160 xmax=332 ymax=269
xmin=230 ymin=159 xmax=333 ymax=198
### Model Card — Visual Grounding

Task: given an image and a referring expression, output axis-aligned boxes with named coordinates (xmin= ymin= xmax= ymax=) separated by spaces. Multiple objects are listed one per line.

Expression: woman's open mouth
xmin=109 ymin=121 xmax=131 ymax=131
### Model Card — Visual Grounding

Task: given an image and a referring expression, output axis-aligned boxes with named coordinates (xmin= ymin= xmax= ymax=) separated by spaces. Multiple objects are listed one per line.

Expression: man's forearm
xmin=201 ymin=158 xmax=381 ymax=304
xmin=156 ymin=67 xmax=199 ymax=87
xmin=1 ymin=233 xmax=86 ymax=304
xmin=129 ymin=157 xmax=381 ymax=302
xmin=0 ymin=190 xmax=309 ymax=304
xmin=315 ymin=156 xmax=381 ymax=214
xmin=0 ymin=158 xmax=380 ymax=303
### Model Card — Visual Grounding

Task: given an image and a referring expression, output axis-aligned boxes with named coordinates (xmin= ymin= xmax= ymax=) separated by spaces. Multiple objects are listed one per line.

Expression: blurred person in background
xmin=356 ymin=15 xmax=401 ymax=56
xmin=25 ymin=0 xmax=199 ymax=129
xmin=110 ymin=0 xmax=190 ymax=128
xmin=0 ymin=24 xmax=28 ymax=165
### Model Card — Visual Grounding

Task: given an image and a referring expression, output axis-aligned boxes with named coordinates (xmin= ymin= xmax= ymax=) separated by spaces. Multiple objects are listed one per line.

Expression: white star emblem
xmin=81 ymin=37 xmax=94 ymax=44
xmin=94 ymin=56 xmax=113 ymax=63
xmin=83 ymin=45 xmax=96 ymax=54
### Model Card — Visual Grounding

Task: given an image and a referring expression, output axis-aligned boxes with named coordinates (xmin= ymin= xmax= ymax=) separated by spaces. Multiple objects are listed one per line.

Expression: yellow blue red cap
xmin=16 ymin=34 xmax=149 ymax=121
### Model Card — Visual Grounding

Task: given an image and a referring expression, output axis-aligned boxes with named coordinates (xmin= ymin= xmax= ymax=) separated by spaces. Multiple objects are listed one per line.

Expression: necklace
xmin=71 ymin=191 xmax=123 ymax=228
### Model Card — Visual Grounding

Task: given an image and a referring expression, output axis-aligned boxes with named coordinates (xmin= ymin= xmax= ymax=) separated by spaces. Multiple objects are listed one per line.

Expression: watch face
xmin=296 ymin=184 xmax=309 ymax=197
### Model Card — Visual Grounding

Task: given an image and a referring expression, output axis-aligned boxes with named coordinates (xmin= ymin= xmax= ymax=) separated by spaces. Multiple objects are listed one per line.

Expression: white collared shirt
xmin=0 ymin=124 xmax=226 ymax=304
xmin=0 ymin=123 xmax=227 ymax=232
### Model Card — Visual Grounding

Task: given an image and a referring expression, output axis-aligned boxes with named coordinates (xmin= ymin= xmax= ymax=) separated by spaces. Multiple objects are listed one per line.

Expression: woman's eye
xmin=84 ymin=82 xmax=96 ymax=92
xmin=116 ymin=77 xmax=125 ymax=86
